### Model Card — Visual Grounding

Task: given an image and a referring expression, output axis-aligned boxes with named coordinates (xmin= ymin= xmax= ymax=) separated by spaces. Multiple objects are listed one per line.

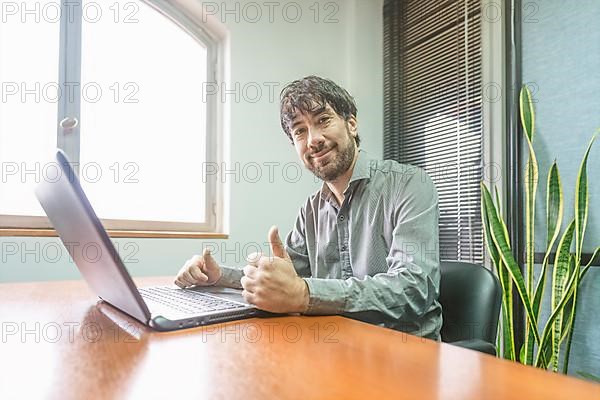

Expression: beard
xmin=306 ymin=126 xmax=356 ymax=181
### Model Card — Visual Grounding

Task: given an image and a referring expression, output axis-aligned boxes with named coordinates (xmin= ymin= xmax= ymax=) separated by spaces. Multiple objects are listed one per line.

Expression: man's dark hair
xmin=279 ymin=76 xmax=360 ymax=146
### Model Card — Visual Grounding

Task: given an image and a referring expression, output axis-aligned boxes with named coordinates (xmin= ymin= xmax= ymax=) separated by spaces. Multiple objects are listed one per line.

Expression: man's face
xmin=289 ymin=104 xmax=358 ymax=181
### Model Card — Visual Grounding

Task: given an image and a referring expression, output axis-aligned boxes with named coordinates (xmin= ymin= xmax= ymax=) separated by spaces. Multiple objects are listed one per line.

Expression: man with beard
xmin=175 ymin=76 xmax=442 ymax=340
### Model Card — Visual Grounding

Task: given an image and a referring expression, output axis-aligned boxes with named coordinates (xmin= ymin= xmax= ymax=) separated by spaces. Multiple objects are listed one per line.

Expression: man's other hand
xmin=174 ymin=248 xmax=222 ymax=288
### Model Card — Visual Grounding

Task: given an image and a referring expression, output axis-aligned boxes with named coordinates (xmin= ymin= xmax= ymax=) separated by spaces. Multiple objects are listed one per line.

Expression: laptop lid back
xmin=35 ymin=149 xmax=151 ymax=323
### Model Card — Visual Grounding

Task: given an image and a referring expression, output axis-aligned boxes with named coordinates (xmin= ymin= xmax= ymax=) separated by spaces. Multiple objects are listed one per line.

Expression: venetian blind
xmin=383 ymin=0 xmax=484 ymax=263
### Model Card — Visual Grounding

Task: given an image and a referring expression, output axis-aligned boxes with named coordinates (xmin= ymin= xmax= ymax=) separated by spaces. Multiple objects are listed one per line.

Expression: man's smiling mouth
xmin=312 ymin=147 xmax=333 ymax=160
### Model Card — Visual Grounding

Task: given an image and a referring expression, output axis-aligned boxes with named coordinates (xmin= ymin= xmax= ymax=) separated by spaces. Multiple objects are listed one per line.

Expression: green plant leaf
xmin=492 ymin=187 xmax=516 ymax=359
xmin=536 ymin=265 xmax=579 ymax=368
xmin=574 ymin=133 xmax=596 ymax=259
xmin=536 ymin=223 xmax=579 ymax=368
xmin=481 ymin=184 xmax=501 ymax=266
xmin=523 ymin=128 xmax=538 ymax=293
xmin=559 ymin=296 xmax=575 ymax=345
xmin=546 ymin=162 xmax=563 ymax=250
xmin=481 ymin=183 xmax=541 ymax=345
xmin=519 ymin=344 xmax=526 ymax=364
xmin=551 ymin=221 xmax=576 ymax=372
xmin=552 ymin=223 xmax=575 ymax=313
xmin=521 ymin=84 xmax=539 ymax=365
xmin=481 ymin=183 xmax=515 ymax=360
xmin=500 ymin=268 xmax=515 ymax=360
xmin=560 ymin=255 xmax=577 ymax=343
xmin=494 ymin=187 xmax=512 ymax=250
xmin=560 ymin=256 xmax=577 ymax=374
xmin=530 ymin=162 xmax=564 ymax=366
xmin=562 ymin=132 xmax=597 ymax=373
xmin=498 ymin=256 xmax=515 ymax=360
xmin=581 ymin=246 xmax=600 ymax=280
xmin=520 ymin=84 xmax=535 ymax=141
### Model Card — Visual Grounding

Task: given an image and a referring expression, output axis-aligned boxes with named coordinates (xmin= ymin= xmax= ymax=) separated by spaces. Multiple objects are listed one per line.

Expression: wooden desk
xmin=1 ymin=277 xmax=598 ymax=399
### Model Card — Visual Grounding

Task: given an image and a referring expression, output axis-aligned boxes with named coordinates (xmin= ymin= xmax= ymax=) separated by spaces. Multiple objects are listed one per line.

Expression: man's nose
xmin=307 ymin=127 xmax=325 ymax=150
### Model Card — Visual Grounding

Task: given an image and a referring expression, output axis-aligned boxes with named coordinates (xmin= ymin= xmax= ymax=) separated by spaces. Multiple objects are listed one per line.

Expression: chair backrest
xmin=439 ymin=261 xmax=502 ymax=344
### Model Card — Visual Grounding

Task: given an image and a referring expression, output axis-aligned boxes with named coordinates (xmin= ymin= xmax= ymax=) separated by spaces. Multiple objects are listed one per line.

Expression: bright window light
xmin=0 ymin=0 xmax=60 ymax=217
xmin=79 ymin=0 xmax=208 ymax=223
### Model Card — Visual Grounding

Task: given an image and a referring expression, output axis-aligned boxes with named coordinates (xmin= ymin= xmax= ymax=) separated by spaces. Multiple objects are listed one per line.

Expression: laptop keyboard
xmin=139 ymin=286 xmax=246 ymax=315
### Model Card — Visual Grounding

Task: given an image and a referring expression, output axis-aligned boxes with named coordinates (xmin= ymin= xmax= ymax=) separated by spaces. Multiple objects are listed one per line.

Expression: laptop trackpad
xmin=188 ymin=286 xmax=249 ymax=305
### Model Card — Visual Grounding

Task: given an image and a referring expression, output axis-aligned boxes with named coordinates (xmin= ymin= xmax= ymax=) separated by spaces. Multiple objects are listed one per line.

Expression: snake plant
xmin=481 ymin=85 xmax=599 ymax=372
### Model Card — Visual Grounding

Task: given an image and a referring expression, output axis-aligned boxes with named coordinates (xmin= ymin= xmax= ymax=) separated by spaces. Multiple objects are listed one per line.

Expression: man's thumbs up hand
xmin=240 ymin=225 xmax=309 ymax=313
xmin=268 ymin=225 xmax=291 ymax=261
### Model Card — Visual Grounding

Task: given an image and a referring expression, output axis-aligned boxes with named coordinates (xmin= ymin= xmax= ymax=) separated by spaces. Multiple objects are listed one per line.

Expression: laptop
xmin=35 ymin=149 xmax=263 ymax=331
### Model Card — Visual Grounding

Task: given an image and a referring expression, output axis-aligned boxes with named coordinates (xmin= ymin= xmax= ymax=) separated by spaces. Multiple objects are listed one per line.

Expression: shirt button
xmin=341 ymin=245 xmax=347 ymax=251
xmin=339 ymin=215 xmax=345 ymax=221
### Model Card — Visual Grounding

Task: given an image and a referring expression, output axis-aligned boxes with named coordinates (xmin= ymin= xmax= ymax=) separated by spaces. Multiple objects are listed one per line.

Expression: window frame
xmin=0 ymin=0 xmax=227 ymax=238
xmin=481 ymin=0 xmax=507 ymax=269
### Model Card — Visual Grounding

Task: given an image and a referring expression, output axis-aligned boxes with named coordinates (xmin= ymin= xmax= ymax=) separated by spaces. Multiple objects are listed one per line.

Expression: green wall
xmin=521 ymin=0 xmax=600 ymax=380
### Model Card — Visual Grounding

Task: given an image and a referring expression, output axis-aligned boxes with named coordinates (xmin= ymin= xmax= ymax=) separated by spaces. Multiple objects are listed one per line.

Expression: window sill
xmin=0 ymin=229 xmax=228 ymax=239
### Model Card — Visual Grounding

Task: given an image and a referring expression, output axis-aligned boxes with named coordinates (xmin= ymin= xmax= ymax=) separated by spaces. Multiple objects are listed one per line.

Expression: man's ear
xmin=347 ymin=116 xmax=358 ymax=137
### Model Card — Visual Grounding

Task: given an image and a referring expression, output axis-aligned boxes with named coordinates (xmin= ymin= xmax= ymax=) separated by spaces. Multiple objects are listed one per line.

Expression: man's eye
xmin=294 ymin=129 xmax=306 ymax=137
xmin=319 ymin=117 xmax=330 ymax=125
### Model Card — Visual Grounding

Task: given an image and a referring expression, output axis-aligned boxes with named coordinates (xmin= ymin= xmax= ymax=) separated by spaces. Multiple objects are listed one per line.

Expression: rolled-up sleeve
xmin=216 ymin=265 xmax=244 ymax=289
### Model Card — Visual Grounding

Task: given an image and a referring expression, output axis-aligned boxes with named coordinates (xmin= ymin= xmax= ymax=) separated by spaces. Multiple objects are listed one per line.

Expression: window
xmin=383 ymin=0 xmax=484 ymax=263
xmin=0 ymin=0 xmax=60 ymax=219
xmin=0 ymin=0 xmax=224 ymax=235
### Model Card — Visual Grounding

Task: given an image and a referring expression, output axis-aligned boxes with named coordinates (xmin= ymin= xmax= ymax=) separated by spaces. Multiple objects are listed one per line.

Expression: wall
xmin=0 ymin=0 xmax=384 ymax=282
xmin=522 ymin=0 xmax=600 ymax=378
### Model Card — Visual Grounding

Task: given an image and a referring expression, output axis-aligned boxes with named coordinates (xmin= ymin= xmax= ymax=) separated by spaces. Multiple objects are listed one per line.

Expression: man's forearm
xmin=302 ymin=271 xmax=441 ymax=339
xmin=303 ymin=267 xmax=437 ymax=319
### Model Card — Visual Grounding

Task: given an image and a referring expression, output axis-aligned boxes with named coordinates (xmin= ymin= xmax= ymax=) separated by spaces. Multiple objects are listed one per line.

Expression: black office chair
xmin=438 ymin=261 xmax=502 ymax=355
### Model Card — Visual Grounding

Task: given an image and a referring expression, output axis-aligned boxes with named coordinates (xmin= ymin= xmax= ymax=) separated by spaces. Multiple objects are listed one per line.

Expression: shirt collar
xmin=348 ymin=149 xmax=372 ymax=184
xmin=320 ymin=149 xmax=371 ymax=205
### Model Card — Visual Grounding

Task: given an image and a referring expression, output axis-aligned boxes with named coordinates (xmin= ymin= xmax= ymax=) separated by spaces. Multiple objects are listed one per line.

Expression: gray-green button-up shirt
xmin=220 ymin=150 xmax=442 ymax=340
